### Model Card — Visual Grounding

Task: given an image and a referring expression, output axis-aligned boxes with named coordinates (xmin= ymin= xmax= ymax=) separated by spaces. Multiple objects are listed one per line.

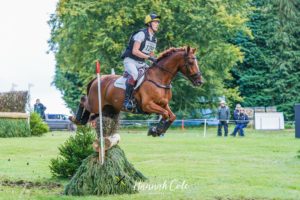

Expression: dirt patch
xmin=0 ymin=179 xmax=62 ymax=190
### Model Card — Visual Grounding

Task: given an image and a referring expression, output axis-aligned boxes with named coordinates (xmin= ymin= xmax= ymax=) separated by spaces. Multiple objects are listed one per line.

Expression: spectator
xmin=34 ymin=99 xmax=46 ymax=119
xmin=231 ymin=108 xmax=249 ymax=137
xmin=230 ymin=104 xmax=241 ymax=136
xmin=217 ymin=100 xmax=230 ymax=137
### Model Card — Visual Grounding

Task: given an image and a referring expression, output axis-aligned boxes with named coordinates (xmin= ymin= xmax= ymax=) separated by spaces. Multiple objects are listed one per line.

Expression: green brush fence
xmin=0 ymin=112 xmax=30 ymax=137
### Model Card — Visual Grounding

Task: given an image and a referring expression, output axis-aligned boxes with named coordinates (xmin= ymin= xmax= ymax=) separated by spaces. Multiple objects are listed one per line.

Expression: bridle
xmin=183 ymin=53 xmax=202 ymax=85
xmin=146 ymin=52 xmax=201 ymax=89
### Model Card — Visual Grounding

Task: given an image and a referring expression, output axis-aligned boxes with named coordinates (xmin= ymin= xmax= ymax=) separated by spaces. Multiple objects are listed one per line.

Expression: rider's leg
xmin=123 ymin=76 xmax=136 ymax=111
xmin=123 ymin=59 xmax=138 ymax=111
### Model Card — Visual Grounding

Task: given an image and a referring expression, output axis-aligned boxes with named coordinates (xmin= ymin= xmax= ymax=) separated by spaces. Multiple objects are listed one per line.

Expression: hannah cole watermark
xmin=134 ymin=179 xmax=188 ymax=191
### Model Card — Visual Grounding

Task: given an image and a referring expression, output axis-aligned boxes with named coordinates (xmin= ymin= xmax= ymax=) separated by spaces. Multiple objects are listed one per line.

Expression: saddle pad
xmin=114 ymin=75 xmax=145 ymax=90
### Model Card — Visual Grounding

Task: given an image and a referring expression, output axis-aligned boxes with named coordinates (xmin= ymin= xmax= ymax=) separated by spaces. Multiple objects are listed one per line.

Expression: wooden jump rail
xmin=0 ymin=112 xmax=29 ymax=119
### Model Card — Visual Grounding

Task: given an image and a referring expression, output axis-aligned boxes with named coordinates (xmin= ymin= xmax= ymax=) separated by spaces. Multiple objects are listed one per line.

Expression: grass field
xmin=0 ymin=127 xmax=299 ymax=200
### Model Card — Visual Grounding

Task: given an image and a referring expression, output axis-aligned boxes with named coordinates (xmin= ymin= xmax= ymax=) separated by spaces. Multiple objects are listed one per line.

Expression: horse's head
xmin=178 ymin=46 xmax=203 ymax=86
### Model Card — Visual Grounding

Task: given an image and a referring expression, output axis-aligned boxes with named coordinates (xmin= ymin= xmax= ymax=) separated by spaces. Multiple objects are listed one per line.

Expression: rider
xmin=121 ymin=13 xmax=160 ymax=111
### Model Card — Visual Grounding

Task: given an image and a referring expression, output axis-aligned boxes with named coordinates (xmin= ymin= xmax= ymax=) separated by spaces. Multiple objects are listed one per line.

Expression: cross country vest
xmin=121 ymin=28 xmax=157 ymax=62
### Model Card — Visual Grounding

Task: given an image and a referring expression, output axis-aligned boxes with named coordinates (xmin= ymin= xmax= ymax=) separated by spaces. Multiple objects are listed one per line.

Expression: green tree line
xmin=49 ymin=0 xmax=299 ymax=120
xmin=229 ymin=0 xmax=300 ymax=120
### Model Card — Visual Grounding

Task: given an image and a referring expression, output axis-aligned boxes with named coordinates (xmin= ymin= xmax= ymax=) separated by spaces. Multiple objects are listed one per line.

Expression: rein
xmin=145 ymin=52 xmax=200 ymax=89
xmin=144 ymin=62 xmax=175 ymax=90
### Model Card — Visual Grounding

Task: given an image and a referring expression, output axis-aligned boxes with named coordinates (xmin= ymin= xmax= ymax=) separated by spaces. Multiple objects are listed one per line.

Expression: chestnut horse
xmin=84 ymin=46 xmax=203 ymax=136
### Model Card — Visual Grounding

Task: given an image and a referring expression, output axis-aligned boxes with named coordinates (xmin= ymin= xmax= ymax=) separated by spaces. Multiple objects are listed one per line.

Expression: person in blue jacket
xmin=230 ymin=104 xmax=241 ymax=136
xmin=34 ymin=99 xmax=46 ymax=119
xmin=231 ymin=108 xmax=249 ymax=137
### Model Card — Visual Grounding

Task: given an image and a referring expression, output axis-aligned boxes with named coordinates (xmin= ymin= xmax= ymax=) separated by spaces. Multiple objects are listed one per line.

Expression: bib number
xmin=142 ymin=40 xmax=156 ymax=54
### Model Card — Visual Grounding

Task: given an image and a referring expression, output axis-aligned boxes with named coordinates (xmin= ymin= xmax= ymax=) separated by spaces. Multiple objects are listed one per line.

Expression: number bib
xmin=142 ymin=40 xmax=156 ymax=54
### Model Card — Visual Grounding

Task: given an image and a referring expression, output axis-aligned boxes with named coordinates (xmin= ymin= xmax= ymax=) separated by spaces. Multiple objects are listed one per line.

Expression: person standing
xmin=230 ymin=104 xmax=241 ymax=136
xmin=233 ymin=104 xmax=241 ymax=122
xmin=34 ymin=99 xmax=46 ymax=119
xmin=217 ymin=100 xmax=230 ymax=136
xmin=231 ymin=108 xmax=249 ymax=137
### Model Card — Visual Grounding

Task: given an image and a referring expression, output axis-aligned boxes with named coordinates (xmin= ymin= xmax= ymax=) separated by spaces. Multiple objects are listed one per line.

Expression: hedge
xmin=0 ymin=118 xmax=31 ymax=137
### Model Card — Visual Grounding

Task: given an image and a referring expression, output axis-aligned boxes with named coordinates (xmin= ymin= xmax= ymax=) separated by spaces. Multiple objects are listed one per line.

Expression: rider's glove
xmin=148 ymin=56 xmax=157 ymax=63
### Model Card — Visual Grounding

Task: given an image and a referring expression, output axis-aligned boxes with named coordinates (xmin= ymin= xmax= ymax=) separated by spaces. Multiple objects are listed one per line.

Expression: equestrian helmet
xmin=144 ymin=13 xmax=160 ymax=25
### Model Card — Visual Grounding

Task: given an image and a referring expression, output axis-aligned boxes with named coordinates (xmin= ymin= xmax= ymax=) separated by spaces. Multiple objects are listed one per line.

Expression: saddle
xmin=114 ymin=66 xmax=148 ymax=114
xmin=114 ymin=66 xmax=147 ymax=90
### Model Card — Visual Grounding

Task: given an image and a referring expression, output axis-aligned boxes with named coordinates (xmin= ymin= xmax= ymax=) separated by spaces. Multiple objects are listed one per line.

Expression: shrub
xmin=30 ymin=112 xmax=49 ymax=136
xmin=49 ymin=126 xmax=95 ymax=178
xmin=0 ymin=118 xmax=31 ymax=137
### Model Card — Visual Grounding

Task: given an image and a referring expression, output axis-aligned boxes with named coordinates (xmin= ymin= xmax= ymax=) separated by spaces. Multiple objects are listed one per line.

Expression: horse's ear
xmin=186 ymin=46 xmax=191 ymax=54
xmin=192 ymin=48 xmax=197 ymax=54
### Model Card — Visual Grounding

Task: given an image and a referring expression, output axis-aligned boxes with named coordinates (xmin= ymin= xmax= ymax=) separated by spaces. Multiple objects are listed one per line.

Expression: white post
xmin=96 ymin=61 xmax=105 ymax=165
xmin=203 ymin=119 xmax=207 ymax=137
xmin=28 ymin=83 xmax=34 ymax=112
xmin=278 ymin=117 xmax=281 ymax=129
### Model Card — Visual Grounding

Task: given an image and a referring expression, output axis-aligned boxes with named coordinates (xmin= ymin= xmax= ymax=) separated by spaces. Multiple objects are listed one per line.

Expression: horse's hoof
xmin=69 ymin=116 xmax=81 ymax=125
xmin=148 ymin=127 xmax=158 ymax=137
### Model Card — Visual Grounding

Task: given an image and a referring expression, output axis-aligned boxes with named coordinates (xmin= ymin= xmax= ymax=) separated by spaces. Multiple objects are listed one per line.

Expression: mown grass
xmin=0 ymin=127 xmax=299 ymax=200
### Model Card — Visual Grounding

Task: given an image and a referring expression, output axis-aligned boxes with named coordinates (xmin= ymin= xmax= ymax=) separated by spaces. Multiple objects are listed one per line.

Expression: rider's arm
xmin=132 ymin=41 xmax=151 ymax=59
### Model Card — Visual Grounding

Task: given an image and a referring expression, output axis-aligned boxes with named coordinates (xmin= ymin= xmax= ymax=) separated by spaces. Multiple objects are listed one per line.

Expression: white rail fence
xmin=118 ymin=119 xmax=295 ymax=137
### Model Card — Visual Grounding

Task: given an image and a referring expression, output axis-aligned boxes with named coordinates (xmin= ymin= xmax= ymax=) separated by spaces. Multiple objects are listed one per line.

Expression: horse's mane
xmin=157 ymin=47 xmax=186 ymax=62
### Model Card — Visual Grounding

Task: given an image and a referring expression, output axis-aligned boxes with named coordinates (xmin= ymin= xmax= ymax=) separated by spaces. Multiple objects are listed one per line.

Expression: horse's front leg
xmin=159 ymin=104 xmax=177 ymax=133
xmin=142 ymin=101 xmax=170 ymax=137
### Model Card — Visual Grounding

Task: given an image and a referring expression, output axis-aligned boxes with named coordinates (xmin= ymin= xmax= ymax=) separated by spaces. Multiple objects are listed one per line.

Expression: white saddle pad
xmin=114 ymin=75 xmax=145 ymax=90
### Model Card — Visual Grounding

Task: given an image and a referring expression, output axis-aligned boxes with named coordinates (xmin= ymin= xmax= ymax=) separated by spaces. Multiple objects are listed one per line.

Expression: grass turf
xmin=0 ymin=127 xmax=299 ymax=200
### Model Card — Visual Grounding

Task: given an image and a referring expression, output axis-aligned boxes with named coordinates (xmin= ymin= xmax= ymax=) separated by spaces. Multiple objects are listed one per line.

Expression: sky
xmin=0 ymin=0 xmax=72 ymax=114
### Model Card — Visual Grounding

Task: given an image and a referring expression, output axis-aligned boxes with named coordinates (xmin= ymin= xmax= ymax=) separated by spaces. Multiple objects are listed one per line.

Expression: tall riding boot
xmin=123 ymin=80 xmax=135 ymax=112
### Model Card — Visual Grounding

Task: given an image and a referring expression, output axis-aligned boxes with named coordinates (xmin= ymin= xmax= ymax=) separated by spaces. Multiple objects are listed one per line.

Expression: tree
xmin=49 ymin=0 xmax=251 ymax=116
xmin=229 ymin=1 xmax=273 ymax=107
xmin=266 ymin=0 xmax=300 ymax=120
xmin=230 ymin=0 xmax=300 ymax=120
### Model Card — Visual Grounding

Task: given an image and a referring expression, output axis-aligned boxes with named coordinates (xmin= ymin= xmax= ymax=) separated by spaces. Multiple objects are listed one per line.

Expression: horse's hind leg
xmin=70 ymin=95 xmax=91 ymax=125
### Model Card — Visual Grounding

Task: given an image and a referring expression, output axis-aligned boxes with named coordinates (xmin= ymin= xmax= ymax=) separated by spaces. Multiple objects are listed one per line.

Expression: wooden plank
xmin=0 ymin=112 xmax=29 ymax=119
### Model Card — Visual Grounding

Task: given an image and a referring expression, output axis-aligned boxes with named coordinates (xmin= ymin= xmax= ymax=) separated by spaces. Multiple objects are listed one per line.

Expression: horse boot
xmin=69 ymin=96 xmax=89 ymax=125
xmin=79 ymin=108 xmax=90 ymax=125
xmin=123 ymin=78 xmax=136 ymax=112
xmin=148 ymin=119 xmax=172 ymax=137
xmin=69 ymin=105 xmax=84 ymax=125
